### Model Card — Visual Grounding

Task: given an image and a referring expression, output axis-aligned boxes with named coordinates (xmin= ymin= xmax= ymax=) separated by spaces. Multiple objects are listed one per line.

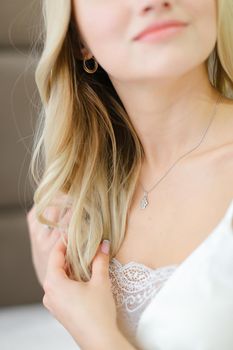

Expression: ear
xmin=81 ymin=47 xmax=93 ymax=61
xmin=71 ymin=38 xmax=93 ymax=61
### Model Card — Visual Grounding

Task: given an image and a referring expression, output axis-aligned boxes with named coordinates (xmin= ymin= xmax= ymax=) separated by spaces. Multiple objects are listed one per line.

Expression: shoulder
xmin=214 ymin=97 xmax=233 ymax=163
xmin=186 ymin=96 xmax=233 ymax=194
xmin=200 ymin=96 xmax=233 ymax=160
xmin=209 ymin=97 xmax=233 ymax=194
xmin=216 ymin=96 xmax=233 ymax=142
xmin=190 ymin=96 xmax=233 ymax=160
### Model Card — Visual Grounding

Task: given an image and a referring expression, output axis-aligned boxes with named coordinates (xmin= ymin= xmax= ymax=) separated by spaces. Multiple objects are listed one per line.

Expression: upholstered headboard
xmin=0 ymin=1 xmax=43 ymax=306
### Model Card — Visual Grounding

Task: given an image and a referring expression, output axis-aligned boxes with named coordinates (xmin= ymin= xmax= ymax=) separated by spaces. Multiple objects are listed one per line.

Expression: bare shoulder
xmin=211 ymin=96 xmax=233 ymax=186
xmin=190 ymin=95 xmax=233 ymax=181
xmin=217 ymin=96 xmax=233 ymax=137
xmin=208 ymin=96 xmax=233 ymax=157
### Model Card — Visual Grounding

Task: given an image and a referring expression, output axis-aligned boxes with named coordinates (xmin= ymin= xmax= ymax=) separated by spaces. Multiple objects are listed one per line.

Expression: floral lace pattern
xmin=108 ymin=258 xmax=178 ymax=346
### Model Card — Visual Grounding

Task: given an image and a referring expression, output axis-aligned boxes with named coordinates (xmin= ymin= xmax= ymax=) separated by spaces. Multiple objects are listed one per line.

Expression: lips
xmin=133 ymin=20 xmax=188 ymax=41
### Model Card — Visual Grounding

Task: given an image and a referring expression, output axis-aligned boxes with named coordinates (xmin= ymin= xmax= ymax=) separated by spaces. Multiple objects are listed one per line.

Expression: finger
xmin=48 ymin=228 xmax=62 ymax=244
xmin=59 ymin=208 xmax=72 ymax=231
xmin=46 ymin=237 xmax=69 ymax=281
xmin=44 ymin=206 xmax=61 ymax=228
xmin=27 ymin=205 xmax=55 ymax=236
xmin=36 ymin=206 xmax=62 ymax=238
xmin=91 ymin=240 xmax=111 ymax=285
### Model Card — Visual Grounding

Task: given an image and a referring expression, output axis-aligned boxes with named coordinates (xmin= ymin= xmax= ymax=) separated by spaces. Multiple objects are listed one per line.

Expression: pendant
xmin=140 ymin=192 xmax=149 ymax=209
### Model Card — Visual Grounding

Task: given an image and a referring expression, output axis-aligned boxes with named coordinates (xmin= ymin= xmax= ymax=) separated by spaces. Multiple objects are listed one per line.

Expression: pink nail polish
xmin=101 ymin=240 xmax=110 ymax=255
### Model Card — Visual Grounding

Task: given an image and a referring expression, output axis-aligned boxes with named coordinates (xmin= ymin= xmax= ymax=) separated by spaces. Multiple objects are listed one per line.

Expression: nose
xmin=136 ymin=0 xmax=172 ymax=15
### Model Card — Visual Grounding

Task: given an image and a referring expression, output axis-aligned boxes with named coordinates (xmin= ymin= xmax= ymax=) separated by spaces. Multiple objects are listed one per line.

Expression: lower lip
xmin=136 ymin=24 xmax=187 ymax=42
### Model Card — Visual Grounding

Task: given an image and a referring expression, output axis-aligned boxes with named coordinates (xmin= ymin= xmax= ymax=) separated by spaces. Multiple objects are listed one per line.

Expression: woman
xmin=27 ymin=0 xmax=233 ymax=349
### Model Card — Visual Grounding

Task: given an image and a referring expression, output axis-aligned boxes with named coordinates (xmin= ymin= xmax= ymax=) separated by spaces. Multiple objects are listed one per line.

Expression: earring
xmin=83 ymin=56 xmax=98 ymax=74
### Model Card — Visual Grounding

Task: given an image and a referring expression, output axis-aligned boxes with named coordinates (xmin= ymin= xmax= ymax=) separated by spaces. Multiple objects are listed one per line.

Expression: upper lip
xmin=133 ymin=19 xmax=188 ymax=40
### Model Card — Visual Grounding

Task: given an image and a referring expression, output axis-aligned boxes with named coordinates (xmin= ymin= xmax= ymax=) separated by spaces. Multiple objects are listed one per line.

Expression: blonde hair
xmin=31 ymin=0 xmax=233 ymax=281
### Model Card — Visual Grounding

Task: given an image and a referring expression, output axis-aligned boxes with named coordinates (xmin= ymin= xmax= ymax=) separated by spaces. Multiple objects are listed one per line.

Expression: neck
xmin=110 ymin=64 xmax=220 ymax=173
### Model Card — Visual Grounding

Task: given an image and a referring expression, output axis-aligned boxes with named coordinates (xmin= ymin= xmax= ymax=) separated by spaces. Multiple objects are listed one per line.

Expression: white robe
xmin=135 ymin=198 xmax=233 ymax=350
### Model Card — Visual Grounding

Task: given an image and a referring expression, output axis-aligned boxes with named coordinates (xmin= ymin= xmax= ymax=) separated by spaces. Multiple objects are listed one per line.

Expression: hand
xmin=26 ymin=200 xmax=71 ymax=287
xmin=42 ymin=237 xmax=119 ymax=349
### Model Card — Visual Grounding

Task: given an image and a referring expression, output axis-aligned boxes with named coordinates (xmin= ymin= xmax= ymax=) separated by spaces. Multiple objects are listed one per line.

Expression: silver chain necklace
xmin=139 ymin=93 xmax=223 ymax=209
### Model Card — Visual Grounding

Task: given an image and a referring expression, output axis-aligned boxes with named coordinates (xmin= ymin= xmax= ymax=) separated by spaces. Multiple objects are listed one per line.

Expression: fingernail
xmin=101 ymin=240 xmax=110 ymax=255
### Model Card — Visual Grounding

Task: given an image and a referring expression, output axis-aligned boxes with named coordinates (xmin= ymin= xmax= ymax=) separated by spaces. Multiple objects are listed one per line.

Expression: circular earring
xmin=83 ymin=57 xmax=98 ymax=74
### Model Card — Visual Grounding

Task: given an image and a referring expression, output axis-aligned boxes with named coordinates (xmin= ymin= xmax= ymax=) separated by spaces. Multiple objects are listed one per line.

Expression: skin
xmin=27 ymin=0 xmax=231 ymax=349
xmin=27 ymin=196 xmax=72 ymax=287
xmin=28 ymin=202 xmax=135 ymax=348
xmin=43 ymin=237 xmax=136 ymax=349
xmin=73 ymin=0 xmax=219 ymax=172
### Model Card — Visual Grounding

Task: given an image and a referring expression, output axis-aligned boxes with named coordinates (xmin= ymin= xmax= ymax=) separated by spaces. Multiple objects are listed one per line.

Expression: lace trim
xmin=109 ymin=258 xmax=178 ymax=312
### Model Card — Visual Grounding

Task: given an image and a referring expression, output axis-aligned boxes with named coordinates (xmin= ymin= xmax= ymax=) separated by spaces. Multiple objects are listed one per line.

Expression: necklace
xmin=139 ymin=93 xmax=223 ymax=209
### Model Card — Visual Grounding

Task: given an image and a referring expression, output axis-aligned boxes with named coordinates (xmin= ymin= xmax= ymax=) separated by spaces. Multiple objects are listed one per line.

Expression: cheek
xmin=157 ymin=1 xmax=217 ymax=78
xmin=75 ymin=3 xmax=129 ymax=75
xmin=74 ymin=0 xmax=218 ymax=79
xmin=186 ymin=0 xmax=217 ymax=47
xmin=167 ymin=0 xmax=217 ymax=78
xmin=77 ymin=4 xmax=124 ymax=54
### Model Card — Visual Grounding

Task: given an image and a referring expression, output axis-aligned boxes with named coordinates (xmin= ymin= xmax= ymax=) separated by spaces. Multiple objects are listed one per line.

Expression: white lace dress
xmin=109 ymin=257 xmax=178 ymax=348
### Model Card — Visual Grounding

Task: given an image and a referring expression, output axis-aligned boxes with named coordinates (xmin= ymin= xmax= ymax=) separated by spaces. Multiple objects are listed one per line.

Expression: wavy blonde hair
xmin=31 ymin=0 xmax=233 ymax=281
